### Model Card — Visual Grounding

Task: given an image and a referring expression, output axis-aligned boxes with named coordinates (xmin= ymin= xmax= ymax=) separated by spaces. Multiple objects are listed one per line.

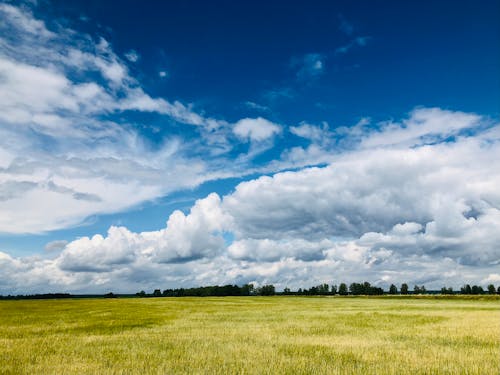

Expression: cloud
xmin=0 ymin=2 xmax=258 ymax=233
xmin=361 ymin=107 xmax=481 ymax=148
xmin=338 ymin=14 xmax=354 ymax=36
xmin=290 ymin=122 xmax=329 ymax=142
xmin=57 ymin=193 xmax=229 ymax=273
xmin=244 ymin=101 xmax=270 ymax=113
xmin=158 ymin=70 xmax=167 ymax=78
xmin=233 ymin=117 xmax=282 ymax=142
xmin=293 ymin=53 xmax=325 ymax=81
xmin=483 ymin=274 xmax=500 ymax=283
xmin=44 ymin=240 xmax=68 ymax=252
xmin=124 ymin=49 xmax=139 ymax=62
xmin=335 ymin=36 xmax=371 ymax=55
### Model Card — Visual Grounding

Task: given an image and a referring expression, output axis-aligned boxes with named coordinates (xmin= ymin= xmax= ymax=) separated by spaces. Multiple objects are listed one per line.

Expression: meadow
xmin=0 ymin=296 xmax=498 ymax=374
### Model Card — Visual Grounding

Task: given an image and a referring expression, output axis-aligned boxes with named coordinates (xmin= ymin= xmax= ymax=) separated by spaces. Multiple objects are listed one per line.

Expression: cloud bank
xmin=1 ymin=106 xmax=499 ymax=293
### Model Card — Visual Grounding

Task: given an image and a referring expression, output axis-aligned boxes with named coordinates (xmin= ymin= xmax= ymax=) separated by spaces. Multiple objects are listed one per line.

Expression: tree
xmin=318 ymin=283 xmax=330 ymax=295
xmin=338 ymin=283 xmax=348 ymax=296
xmin=258 ymin=285 xmax=275 ymax=296
xmin=471 ymin=285 xmax=484 ymax=295
xmin=331 ymin=285 xmax=337 ymax=295
xmin=440 ymin=287 xmax=453 ymax=295
xmin=389 ymin=284 xmax=398 ymax=295
xmin=487 ymin=284 xmax=495 ymax=294
xmin=414 ymin=285 xmax=426 ymax=294
xmin=497 ymin=286 xmax=500 ymax=295
xmin=153 ymin=289 xmax=162 ymax=297
xmin=241 ymin=283 xmax=254 ymax=296
xmin=400 ymin=283 xmax=409 ymax=295
xmin=461 ymin=284 xmax=472 ymax=294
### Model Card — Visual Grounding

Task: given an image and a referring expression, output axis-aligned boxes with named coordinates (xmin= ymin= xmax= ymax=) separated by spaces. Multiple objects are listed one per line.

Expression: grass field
xmin=0 ymin=296 xmax=498 ymax=374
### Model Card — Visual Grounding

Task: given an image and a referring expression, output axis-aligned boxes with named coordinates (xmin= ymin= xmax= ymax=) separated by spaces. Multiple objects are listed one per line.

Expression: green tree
xmin=241 ymin=284 xmax=254 ymax=296
xmin=330 ymin=285 xmax=337 ymax=295
xmin=153 ymin=289 xmax=162 ymax=297
xmin=414 ymin=285 xmax=426 ymax=294
xmin=487 ymin=284 xmax=495 ymax=294
xmin=440 ymin=287 xmax=453 ymax=295
xmin=400 ymin=283 xmax=409 ymax=295
xmin=389 ymin=284 xmax=398 ymax=295
xmin=461 ymin=284 xmax=472 ymax=294
xmin=258 ymin=285 xmax=275 ymax=296
xmin=471 ymin=285 xmax=484 ymax=294
xmin=338 ymin=283 xmax=348 ymax=295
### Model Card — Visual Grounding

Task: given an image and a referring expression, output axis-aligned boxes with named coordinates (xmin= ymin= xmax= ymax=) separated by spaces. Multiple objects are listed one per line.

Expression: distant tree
xmin=497 ymin=286 xmax=500 ymax=295
xmin=136 ymin=290 xmax=146 ymax=297
xmin=318 ymin=283 xmax=330 ymax=295
xmin=283 ymin=287 xmax=291 ymax=295
xmin=461 ymin=284 xmax=472 ymax=294
xmin=389 ymin=284 xmax=398 ymax=295
xmin=104 ymin=292 xmax=117 ymax=298
xmin=440 ymin=287 xmax=453 ymax=295
xmin=471 ymin=285 xmax=484 ymax=295
xmin=338 ymin=283 xmax=348 ymax=296
xmin=487 ymin=284 xmax=495 ymax=294
xmin=153 ymin=289 xmax=162 ymax=297
xmin=414 ymin=285 xmax=426 ymax=294
xmin=331 ymin=285 xmax=337 ymax=295
xmin=258 ymin=285 xmax=275 ymax=296
xmin=241 ymin=283 xmax=254 ymax=296
xmin=400 ymin=283 xmax=409 ymax=295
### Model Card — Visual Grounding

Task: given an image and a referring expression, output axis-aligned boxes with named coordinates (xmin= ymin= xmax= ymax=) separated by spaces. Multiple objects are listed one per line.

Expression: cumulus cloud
xmin=57 ymin=193 xmax=229 ymax=273
xmin=233 ymin=117 xmax=282 ymax=142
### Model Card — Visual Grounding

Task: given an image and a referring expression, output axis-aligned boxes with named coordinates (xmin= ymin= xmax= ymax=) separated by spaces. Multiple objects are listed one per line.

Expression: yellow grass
xmin=0 ymin=296 xmax=499 ymax=374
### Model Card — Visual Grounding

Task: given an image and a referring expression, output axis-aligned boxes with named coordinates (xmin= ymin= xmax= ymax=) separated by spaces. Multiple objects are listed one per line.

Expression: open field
xmin=0 ymin=296 xmax=499 ymax=374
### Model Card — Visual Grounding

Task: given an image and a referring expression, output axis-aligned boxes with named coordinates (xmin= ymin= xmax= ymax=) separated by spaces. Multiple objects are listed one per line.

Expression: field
xmin=0 ymin=296 xmax=499 ymax=374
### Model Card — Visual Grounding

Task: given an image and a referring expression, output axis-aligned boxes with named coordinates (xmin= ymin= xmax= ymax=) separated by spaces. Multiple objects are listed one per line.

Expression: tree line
xmin=2 ymin=282 xmax=498 ymax=300
xmin=134 ymin=282 xmax=500 ymax=297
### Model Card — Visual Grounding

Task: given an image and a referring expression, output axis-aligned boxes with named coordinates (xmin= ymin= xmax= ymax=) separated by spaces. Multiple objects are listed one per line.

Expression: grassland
xmin=0 ymin=296 xmax=498 ymax=374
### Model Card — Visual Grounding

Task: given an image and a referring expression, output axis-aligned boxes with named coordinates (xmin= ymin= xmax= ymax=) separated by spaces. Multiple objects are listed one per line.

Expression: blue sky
xmin=0 ymin=0 xmax=499 ymax=293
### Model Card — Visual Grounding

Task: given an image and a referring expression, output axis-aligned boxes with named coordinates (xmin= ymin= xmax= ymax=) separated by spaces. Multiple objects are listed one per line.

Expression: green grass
xmin=0 ymin=296 xmax=499 ymax=374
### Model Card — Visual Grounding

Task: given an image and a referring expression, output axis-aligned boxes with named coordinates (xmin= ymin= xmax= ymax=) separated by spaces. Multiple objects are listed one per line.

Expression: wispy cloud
xmin=292 ymin=53 xmax=325 ymax=81
xmin=335 ymin=36 xmax=371 ymax=55
xmin=338 ymin=13 xmax=354 ymax=36
xmin=124 ymin=49 xmax=139 ymax=62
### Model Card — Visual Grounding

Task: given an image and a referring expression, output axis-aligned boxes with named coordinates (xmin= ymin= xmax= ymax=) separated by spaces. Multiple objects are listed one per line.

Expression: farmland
xmin=0 ymin=296 xmax=498 ymax=374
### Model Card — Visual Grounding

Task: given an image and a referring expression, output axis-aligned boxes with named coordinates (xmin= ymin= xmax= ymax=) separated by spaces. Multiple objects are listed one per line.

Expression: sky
xmin=0 ymin=0 xmax=499 ymax=294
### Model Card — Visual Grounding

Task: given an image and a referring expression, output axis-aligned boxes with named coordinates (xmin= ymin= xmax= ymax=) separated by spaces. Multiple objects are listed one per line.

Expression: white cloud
xmin=233 ymin=117 xmax=282 ymax=142
xmin=0 ymin=3 xmax=236 ymax=233
xmin=361 ymin=107 xmax=481 ymax=148
xmin=1 ymin=110 xmax=493 ymax=293
xmin=290 ymin=122 xmax=329 ymax=142
xmin=158 ymin=71 xmax=167 ymax=78
xmin=56 ymin=193 xmax=229 ymax=273
xmin=124 ymin=49 xmax=139 ymax=62
xmin=483 ymin=274 xmax=500 ymax=283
